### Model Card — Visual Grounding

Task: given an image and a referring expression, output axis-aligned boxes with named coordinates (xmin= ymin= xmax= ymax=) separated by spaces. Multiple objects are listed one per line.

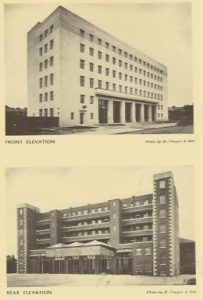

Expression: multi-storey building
xmin=27 ymin=6 xmax=168 ymax=127
xmin=17 ymin=171 xmax=180 ymax=276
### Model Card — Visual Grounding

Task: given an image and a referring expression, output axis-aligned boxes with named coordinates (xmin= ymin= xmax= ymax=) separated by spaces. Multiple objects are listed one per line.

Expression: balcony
xmin=122 ymin=204 xmax=152 ymax=214
xmin=36 ymin=228 xmax=50 ymax=235
xmin=36 ymin=238 xmax=50 ymax=245
xmin=61 ymin=222 xmax=110 ymax=232
xmin=36 ymin=219 xmax=50 ymax=225
xmin=122 ymin=229 xmax=153 ymax=237
xmin=122 ymin=216 xmax=153 ymax=225
xmin=62 ymin=233 xmax=110 ymax=243
xmin=62 ymin=211 xmax=110 ymax=222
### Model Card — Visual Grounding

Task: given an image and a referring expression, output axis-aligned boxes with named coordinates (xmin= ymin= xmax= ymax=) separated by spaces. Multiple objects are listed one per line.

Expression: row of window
xmin=63 ymin=206 xmax=109 ymax=217
xmin=39 ymin=74 xmax=54 ymax=88
xmin=70 ymin=112 xmax=94 ymax=120
xmin=79 ymin=29 xmax=164 ymax=75
xmin=39 ymin=24 xmax=54 ymax=41
xmin=123 ymin=212 xmax=152 ymax=220
xmin=135 ymin=247 xmax=152 ymax=256
xmin=79 ymin=77 xmax=163 ymax=100
xmin=39 ymin=40 xmax=54 ymax=56
xmin=123 ymin=224 xmax=152 ymax=231
xmin=63 ymin=218 xmax=109 ymax=227
xmin=63 ymin=229 xmax=110 ymax=237
xmin=39 ymin=91 xmax=54 ymax=102
xmin=39 ymin=57 xmax=54 ymax=72
xmin=79 ymin=55 xmax=163 ymax=82
xmin=39 ymin=108 xmax=55 ymax=117
xmin=123 ymin=199 xmax=152 ymax=208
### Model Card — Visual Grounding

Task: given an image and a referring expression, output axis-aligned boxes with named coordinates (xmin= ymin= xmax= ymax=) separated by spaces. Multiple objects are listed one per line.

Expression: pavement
xmin=40 ymin=122 xmax=178 ymax=135
xmin=7 ymin=273 xmax=196 ymax=287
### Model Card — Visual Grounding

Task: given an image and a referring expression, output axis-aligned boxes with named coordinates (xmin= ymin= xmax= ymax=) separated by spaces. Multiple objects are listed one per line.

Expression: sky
xmin=6 ymin=166 xmax=194 ymax=256
xmin=4 ymin=2 xmax=193 ymax=108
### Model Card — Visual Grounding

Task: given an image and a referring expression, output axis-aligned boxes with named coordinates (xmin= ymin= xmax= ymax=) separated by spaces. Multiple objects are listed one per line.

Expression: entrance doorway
xmin=152 ymin=106 xmax=156 ymax=121
xmin=80 ymin=112 xmax=84 ymax=124
xmin=98 ymin=100 xmax=108 ymax=124
xmin=113 ymin=101 xmax=121 ymax=123
xmin=125 ymin=103 xmax=132 ymax=122
xmin=144 ymin=105 xmax=149 ymax=121
xmin=136 ymin=104 xmax=141 ymax=122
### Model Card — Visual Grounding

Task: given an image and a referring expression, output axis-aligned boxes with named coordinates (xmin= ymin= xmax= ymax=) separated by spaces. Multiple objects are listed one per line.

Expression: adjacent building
xmin=27 ymin=6 xmax=168 ymax=127
xmin=17 ymin=171 xmax=183 ymax=276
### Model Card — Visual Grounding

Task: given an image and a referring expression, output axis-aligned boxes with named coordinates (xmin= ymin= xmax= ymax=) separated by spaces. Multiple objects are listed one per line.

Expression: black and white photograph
xmin=6 ymin=166 xmax=195 ymax=286
xmin=5 ymin=2 xmax=193 ymax=135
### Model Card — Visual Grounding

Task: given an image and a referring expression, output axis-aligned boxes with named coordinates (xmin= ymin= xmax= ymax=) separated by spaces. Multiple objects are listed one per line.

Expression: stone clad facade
xmin=27 ymin=6 xmax=168 ymax=127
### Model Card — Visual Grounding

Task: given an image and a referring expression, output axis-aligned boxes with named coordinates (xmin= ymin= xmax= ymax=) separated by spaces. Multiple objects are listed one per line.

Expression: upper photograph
xmin=5 ymin=3 xmax=193 ymax=135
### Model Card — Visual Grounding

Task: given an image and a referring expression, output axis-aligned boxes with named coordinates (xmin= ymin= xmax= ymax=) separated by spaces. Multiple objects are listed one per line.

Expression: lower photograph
xmin=6 ymin=166 xmax=196 ymax=287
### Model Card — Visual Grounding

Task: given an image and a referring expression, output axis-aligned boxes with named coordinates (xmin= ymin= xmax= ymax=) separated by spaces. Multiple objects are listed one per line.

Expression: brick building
xmin=17 ymin=171 xmax=180 ymax=276
xmin=27 ymin=6 xmax=168 ymax=127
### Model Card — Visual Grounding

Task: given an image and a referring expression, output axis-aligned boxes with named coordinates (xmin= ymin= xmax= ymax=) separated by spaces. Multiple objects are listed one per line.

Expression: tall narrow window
xmin=50 ymin=91 xmax=54 ymax=101
xmin=80 ymin=76 xmax=85 ymax=87
xmin=50 ymin=40 xmax=54 ymax=49
xmin=50 ymin=73 xmax=54 ymax=85
xmin=50 ymin=108 xmax=54 ymax=117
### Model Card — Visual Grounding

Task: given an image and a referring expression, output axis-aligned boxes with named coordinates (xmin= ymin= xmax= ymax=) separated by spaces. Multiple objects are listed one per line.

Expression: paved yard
xmin=122 ymin=125 xmax=194 ymax=134
xmin=7 ymin=274 xmax=196 ymax=287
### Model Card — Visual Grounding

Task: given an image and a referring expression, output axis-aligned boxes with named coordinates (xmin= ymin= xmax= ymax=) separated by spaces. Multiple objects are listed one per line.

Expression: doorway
xmin=80 ymin=112 xmax=84 ymax=124
xmin=98 ymin=100 xmax=108 ymax=124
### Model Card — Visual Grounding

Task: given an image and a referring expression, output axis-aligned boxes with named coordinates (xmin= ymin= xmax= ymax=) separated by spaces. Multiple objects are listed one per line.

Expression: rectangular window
xmin=160 ymin=180 xmax=166 ymax=188
xmin=90 ymin=113 xmax=94 ymax=119
xmin=97 ymin=38 xmax=102 ymax=45
xmin=80 ymin=76 xmax=85 ymax=87
xmin=89 ymin=34 xmax=94 ymax=41
xmin=105 ymin=42 xmax=109 ymax=49
xmin=39 ymin=109 xmax=43 ymax=117
xmin=160 ymin=195 xmax=166 ymax=204
xmin=40 ymin=34 xmax=43 ymax=41
xmin=106 ymin=68 xmax=109 ymax=76
xmin=89 ymin=47 xmax=94 ymax=56
xmin=119 ymin=85 xmax=122 ymax=92
xmin=39 ymin=78 xmax=43 ymax=88
xmin=89 ymin=62 xmax=94 ymax=72
xmin=44 ymin=92 xmax=48 ymax=101
xmin=80 ymin=59 xmax=85 ymax=69
xmin=80 ymin=43 xmax=85 ymax=53
xmin=80 ymin=95 xmax=85 ymax=103
xmin=50 ymin=108 xmax=54 ymax=117
xmin=39 ymin=94 xmax=43 ymax=102
xmin=106 ymin=82 xmax=109 ymax=90
xmin=19 ymin=229 xmax=23 ymax=235
xmin=50 ymin=24 xmax=54 ymax=33
xmin=98 ymin=65 xmax=102 ymax=74
xmin=160 ymin=239 xmax=166 ymax=248
xmin=80 ymin=29 xmax=85 ymax=38
xmin=98 ymin=51 xmax=102 ymax=59
xmin=125 ymin=74 xmax=128 ymax=81
xmin=125 ymin=62 xmax=128 ymax=69
xmin=44 ymin=29 xmax=48 ymax=38
xmin=136 ymin=248 xmax=142 ymax=255
xmin=119 ymin=60 xmax=122 ymax=67
xmin=44 ymin=108 xmax=48 ymax=116
xmin=50 ymin=40 xmax=54 ymax=49
xmin=44 ymin=44 xmax=48 ymax=53
xmin=98 ymin=80 xmax=102 ymax=89
xmin=145 ymin=248 xmax=151 ymax=255
xmin=50 ymin=91 xmax=54 ymax=101
xmin=119 ymin=72 xmax=122 ymax=80
xmin=39 ymin=47 xmax=43 ymax=56
xmin=125 ymin=86 xmax=128 ymax=93
xmin=50 ymin=73 xmax=54 ymax=85
xmin=90 ymin=78 xmax=94 ymax=88
xmin=113 ymin=83 xmax=116 ymax=91
xmin=159 ymin=224 xmax=166 ymax=233
xmin=90 ymin=96 xmax=94 ymax=104
xmin=44 ymin=59 xmax=48 ymax=69
xmin=50 ymin=56 xmax=54 ymax=66
xmin=113 ymin=57 xmax=116 ymax=65
xmin=44 ymin=76 xmax=48 ymax=87
xmin=106 ymin=54 xmax=109 ymax=62
xmin=113 ymin=70 xmax=116 ymax=78
xmin=71 ymin=112 xmax=74 ymax=119
xmin=160 ymin=209 xmax=166 ymax=218
xmin=39 ymin=62 xmax=43 ymax=72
